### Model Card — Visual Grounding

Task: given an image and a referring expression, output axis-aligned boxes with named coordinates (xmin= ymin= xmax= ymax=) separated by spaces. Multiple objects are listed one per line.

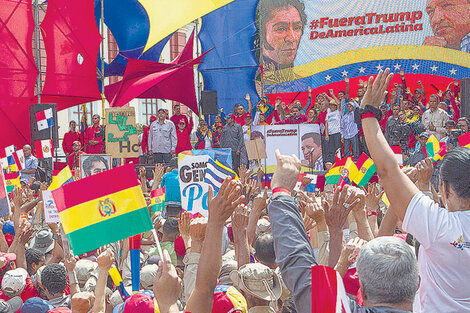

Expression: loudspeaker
xmin=201 ymin=90 xmax=218 ymax=115
xmin=461 ymin=78 xmax=470 ymax=118
xmin=29 ymin=103 xmax=59 ymax=148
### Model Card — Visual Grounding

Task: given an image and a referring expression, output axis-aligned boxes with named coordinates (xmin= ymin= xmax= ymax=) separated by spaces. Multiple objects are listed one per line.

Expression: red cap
xmin=72 ymin=141 xmax=81 ymax=146
xmin=150 ymin=116 xmax=157 ymax=122
xmin=216 ymin=123 xmax=224 ymax=128
xmin=123 ymin=293 xmax=154 ymax=313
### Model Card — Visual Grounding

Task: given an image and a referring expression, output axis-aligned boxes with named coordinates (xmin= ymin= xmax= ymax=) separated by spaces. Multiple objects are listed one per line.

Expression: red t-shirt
xmin=175 ymin=119 xmax=194 ymax=154
xmin=231 ymin=113 xmax=248 ymax=126
xmin=62 ymin=131 xmax=80 ymax=155
xmin=0 ymin=276 xmax=40 ymax=312
xmin=84 ymin=125 xmax=104 ymax=154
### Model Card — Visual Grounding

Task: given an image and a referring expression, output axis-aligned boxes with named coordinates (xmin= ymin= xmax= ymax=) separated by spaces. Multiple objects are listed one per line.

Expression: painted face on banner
xmin=426 ymin=0 xmax=470 ymax=47
xmin=263 ymin=5 xmax=303 ymax=65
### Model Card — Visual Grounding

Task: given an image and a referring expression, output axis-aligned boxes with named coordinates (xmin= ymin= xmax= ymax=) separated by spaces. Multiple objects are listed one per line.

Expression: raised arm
xmin=360 ymin=69 xmax=419 ymax=220
xmin=301 ymin=87 xmax=313 ymax=115
xmin=268 ymin=150 xmax=315 ymax=312
xmin=185 ymin=179 xmax=244 ymax=313
xmin=232 ymin=205 xmax=251 ymax=268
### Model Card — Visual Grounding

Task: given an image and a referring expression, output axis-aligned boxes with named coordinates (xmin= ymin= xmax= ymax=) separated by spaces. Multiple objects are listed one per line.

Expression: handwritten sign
xmin=105 ymin=107 xmax=139 ymax=158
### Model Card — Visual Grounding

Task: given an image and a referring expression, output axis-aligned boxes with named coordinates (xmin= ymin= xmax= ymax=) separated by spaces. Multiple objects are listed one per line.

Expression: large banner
xmin=105 ymin=107 xmax=139 ymax=158
xmin=257 ymin=0 xmax=470 ymax=94
xmin=252 ymin=124 xmax=322 ymax=174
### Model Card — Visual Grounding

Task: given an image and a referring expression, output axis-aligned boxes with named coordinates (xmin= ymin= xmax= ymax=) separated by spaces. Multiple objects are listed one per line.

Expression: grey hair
xmin=357 ymin=237 xmax=419 ymax=305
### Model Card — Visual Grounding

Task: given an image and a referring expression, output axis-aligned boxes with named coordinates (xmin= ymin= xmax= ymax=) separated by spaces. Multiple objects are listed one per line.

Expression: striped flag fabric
xmin=51 ymin=164 xmax=153 ymax=255
xmin=295 ymin=174 xmax=317 ymax=192
xmin=0 ymin=169 xmax=11 ymax=217
xmin=425 ymin=135 xmax=440 ymax=158
xmin=337 ymin=158 xmax=359 ymax=189
xmin=353 ymin=153 xmax=376 ymax=187
xmin=35 ymin=108 xmax=54 ymax=131
xmin=150 ymin=187 xmax=165 ymax=214
xmin=48 ymin=166 xmax=74 ymax=191
xmin=390 ymin=146 xmax=403 ymax=165
xmin=34 ymin=139 xmax=54 ymax=159
xmin=458 ymin=132 xmax=470 ymax=148
xmin=311 ymin=265 xmax=351 ymax=313
xmin=204 ymin=157 xmax=238 ymax=193
xmin=12 ymin=150 xmax=25 ymax=171
xmin=325 ymin=157 xmax=351 ymax=185
xmin=5 ymin=173 xmax=20 ymax=193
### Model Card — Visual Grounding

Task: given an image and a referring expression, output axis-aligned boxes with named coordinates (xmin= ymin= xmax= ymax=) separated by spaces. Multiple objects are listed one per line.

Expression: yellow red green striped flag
xmin=5 ymin=173 xmax=20 ymax=193
xmin=150 ymin=187 xmax=165 ymax=214
xmin=51 ymin=164 xmax=152 ymax=255
xmin=353 ymin=153 xmax=376 ymax=187
xmin=425 ymin=135 xmax=440 ymax=158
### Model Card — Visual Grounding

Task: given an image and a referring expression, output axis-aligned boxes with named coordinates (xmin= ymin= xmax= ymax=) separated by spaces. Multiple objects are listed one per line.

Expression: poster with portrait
xmin=251 ymin=124 xmax=321 ymax=174
xmin=105 ymin=107 xmax=139 ymax=158
xmin=256 ymin=0 xmax=470 ymax=94
xmin=79 ymin=154 xmax=112 ymax=179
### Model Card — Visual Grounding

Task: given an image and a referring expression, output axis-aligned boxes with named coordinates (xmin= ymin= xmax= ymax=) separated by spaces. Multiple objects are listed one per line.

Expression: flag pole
xmin=151 ymin=229 xmax=164 ymax=263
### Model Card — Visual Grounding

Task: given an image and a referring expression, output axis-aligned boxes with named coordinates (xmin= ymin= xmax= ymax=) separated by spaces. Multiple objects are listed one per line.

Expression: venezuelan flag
xmin=325 ymin=157 xmax=353 ymax=185
xmin=51 ymin=164 xmax=152 ymax=255
xmin=150 ymin=187 xmax=165 ymax=214
xmin=48 ymin=166 xmax=74 ymax=191
xmin=5 ymin=173 xmax=20 ymax=193
xmin=353 ymin=154 xmax=376 ymax=187
xmin=458 ymin=132 xmax=470 ymax=148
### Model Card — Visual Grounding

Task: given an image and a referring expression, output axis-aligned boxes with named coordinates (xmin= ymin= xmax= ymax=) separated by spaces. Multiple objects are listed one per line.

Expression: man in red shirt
xmin=170 ymin=104 xmax=189 ymax=128
xmin=84 ymin=114 xmax=104 ymax=154
xmin=62 ymin=121 xmax=80 ymax=157
xmin=67 ymin=141 xmax=85 ymax=171
xmin=175 ymin=114 xmax=193 ymax=154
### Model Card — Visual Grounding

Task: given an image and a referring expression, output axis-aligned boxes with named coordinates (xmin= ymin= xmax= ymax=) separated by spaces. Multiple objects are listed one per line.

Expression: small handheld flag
xmin=48 ymin=166 xmax=74 ymax=191
xmin=51 ymin=164 xmax=153 ymax=255
xmin=353 ymin=153 xmax=376 ymax=187
xmin=325 ymin=157 xmax=354 ymax=185
xmin=390 ymin=146 xmax=403 ymax=165
xmin=0 ymin=168 xmax=11 ymax=217
xmin=150 ymin=187 xmax=165 ymax=214
xmin=109 ymin=265 xmax=130 ymax=300
xmin=337 ymin=158 xmax=359 ymax=189
xmin=12 ymin=150 xmax=25 ymax=171
xmin=204 ymin=157 xmax=238 ymax=193
xmin=4 ymin=173 xmax=20 ymax=193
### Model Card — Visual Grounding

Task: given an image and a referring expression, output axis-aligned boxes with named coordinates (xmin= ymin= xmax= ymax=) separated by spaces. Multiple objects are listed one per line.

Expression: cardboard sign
xmin=42 ymin=190 xmax=60 ymax=223
xmin=245 ymin=138 xmax=267 ymax=160
xmin=105 ymin=107 xmax=139 ymax=158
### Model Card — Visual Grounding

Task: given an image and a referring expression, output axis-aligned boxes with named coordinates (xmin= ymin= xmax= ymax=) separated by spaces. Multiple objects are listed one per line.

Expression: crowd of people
xmin=2 ymin=68 xmax=469 ymax=313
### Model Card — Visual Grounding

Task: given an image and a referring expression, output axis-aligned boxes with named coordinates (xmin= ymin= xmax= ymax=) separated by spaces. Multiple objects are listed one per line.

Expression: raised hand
xmin=207 ymin=178 xmax=245 ymax=226
xmin=416 ymin=158 xmax=433 ymax=191
xmin=189 ymin=217 xmax=207 ymax=242
xmin=178 ymin=211 xmax=191 ymax=241
xmin=271 ymin=149 xmax=301 ymax=193
xmin=64 ymin=251 xmax=78 ymax=272
xmin=71 ymin=292 xmax=95 ymax=313
xmin=360 ymin=68 xmax=393 ymax=109
xmin=363 ymin=183 xmax=384 ymax=212
xmin=232 ymin=204 xmax=250 ymax=233
xmin=153 ymin=250 xmax=182 ymax=313
xmin=324 ymin=185 xmax=361 ymax=231
xmin=245 ymin=93 xmax=250 ymax=101
xmin=97 ymin=248 xmax=114 ymax=271
xmin=152 ymin=163 xmax=165 ymax=183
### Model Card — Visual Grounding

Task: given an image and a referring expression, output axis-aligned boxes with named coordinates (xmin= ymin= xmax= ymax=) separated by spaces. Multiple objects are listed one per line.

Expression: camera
xmin=449 ymin=129 xmax=464 ymax=147
xmin=94 ymin=126 xmax=105 ymax=140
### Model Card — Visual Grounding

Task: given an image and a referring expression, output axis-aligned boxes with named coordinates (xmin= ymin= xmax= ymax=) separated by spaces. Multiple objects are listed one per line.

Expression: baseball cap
xmin=2 ymin=221 xmax=14 ymax=236
xmin=2 ymin=268 xmax=27 ymax=297
xmin=216 ymin=123 xmax=224 ymax=128
xmin=0 ymin=296 xmax=22 ymax=313
xmin=212 ymin=285 xmax=247 ymax=313
xmin=21 ymin=297 xmax=53 ymax=313
xmin=123 ymin=293 xmax=155 ymax=313
xmin=149 ymin=116 xmax=157 ymax=122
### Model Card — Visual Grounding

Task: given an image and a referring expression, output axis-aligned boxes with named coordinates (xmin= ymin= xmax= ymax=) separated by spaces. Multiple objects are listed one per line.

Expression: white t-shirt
xmin=326 ymin=109 xmax=341 ymax=135
xmin=403 ymin=192 xmax=470 ymax=313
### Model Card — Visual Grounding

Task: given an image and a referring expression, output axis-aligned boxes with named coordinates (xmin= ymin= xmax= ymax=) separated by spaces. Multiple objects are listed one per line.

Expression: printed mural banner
xmin=256 ymin=0 xmax=470 ymax=94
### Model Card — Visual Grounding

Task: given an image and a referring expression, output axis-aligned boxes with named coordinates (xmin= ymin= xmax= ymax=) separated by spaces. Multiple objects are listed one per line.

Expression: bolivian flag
xmin=48 ymin=166 xmax=74 ymax=191
xmin=353 ymin=153 xmax=376 ymax=187
xmin=5 ymin=173 xmax=20 ymax=193
xmin=425 ymin=135 xmax=440 ymax=158
xmin=51 ymin=164 xmax=153 ymax=255
xmin=325 ymin=157 xmax=357 ymax=185
xmin=458 ymin=132 xmax=470 ymax=148
xmin=150 ymin=187 xmax=165 ymax=214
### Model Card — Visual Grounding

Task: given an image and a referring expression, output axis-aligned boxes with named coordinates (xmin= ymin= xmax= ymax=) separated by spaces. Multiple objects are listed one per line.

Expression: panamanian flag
xmin=36 ymin=108 xmax=54 ymax=131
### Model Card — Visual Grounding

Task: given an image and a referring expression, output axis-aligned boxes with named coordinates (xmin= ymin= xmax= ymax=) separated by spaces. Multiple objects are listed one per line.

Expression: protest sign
xmin=178 ymin=154 xmax=210 ymax=217
xmin=105 ymin=107 xmax=139 ymax=158
xmin=251 ymin=124 xmax=322 ymax=174
xmin=42 ymin=190 xmax=60 ymax=223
